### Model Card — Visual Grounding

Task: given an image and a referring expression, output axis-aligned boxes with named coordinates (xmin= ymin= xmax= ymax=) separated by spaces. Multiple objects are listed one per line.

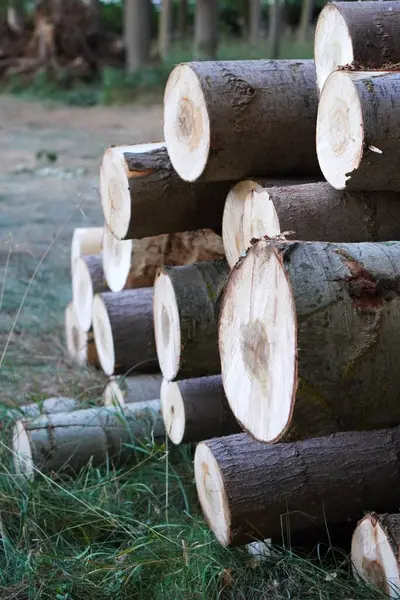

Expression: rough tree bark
xmin=195 ymin=428 xmax=400 ymax=546
xmin=100 ymin=143 xmax=232 ymax=240
xmin=164 ymin=60 xmax=320 ymax=182
xmin=242 ymin=182 xmax=400 ymax=249
xmin=317 ymin=71 xmax=400 ymax=191
xmin=352 ymin=513 xmax=400 ymax=596
xmin=194 ymin=0 xmax=218 ymax=60
xmin=315 ymin=1 xmax=400 ymax=93
xmin=154 ymin=259 xmax=229 ymax=381
xmin=219 ymin=239 xmax=400 ymax=443
xmin=72 ymin=254 xmax=108 ymax=331
xmin=70 ymin=227 xmax=103 ymax=275
xmin=161 ymin=374 xmax=241 ymax=444
xmin=124 ymin=0 xmax=152 ymax=73
xmin=65 ymin=302 xmax=99 ymax=367
xmin=104 ymin=373 xmax=162 ymax=406
xmin=92 ymin=288 xmax=158 ymax=376
xmin=13 ymin=400 xmax=164 ymax=479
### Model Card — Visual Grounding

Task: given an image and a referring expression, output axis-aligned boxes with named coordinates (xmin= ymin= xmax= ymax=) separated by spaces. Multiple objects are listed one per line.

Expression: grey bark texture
xmin=107 ymin=374 xmax=162 ymax=404
xmin=198 ymin=427 xmax=400 ymax=545
xmin=1 ymin=397 xmax=79 ymax=422
xmin=124 ymin=0 xmax=152 ymax=73
xmin=81 ymin=254 xmax=108 ymax=293
xmin=194 ymin=0 xmax=218 ymax=60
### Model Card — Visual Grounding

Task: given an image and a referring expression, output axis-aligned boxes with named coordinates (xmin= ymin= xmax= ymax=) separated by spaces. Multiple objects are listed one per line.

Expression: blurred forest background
xmin=0 ymin=0 xmax=321 ymax=104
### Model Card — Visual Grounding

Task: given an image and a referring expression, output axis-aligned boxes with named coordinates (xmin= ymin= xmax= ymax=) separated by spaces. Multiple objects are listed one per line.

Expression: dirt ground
xmin=0 ymin=95 xmax=163 ymax=404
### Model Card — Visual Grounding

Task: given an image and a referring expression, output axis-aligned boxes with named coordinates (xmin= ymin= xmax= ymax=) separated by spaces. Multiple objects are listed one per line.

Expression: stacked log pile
xmin=8 ymin=3 xmax=400 ymax=592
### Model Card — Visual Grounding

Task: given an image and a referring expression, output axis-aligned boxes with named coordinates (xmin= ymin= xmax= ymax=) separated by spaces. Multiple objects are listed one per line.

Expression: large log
xmin=315 ymin=1 xmax=400 ymax=93
xmin=163 ymin=59 xmax=320 ymax=182
xmin=161 ymin=375 xmax=240 ymax=444
xmin=352 ymin=513 xmax=400 ymax=597
xmin=92 ymin=288 xmax=158 ymax=376
xmin=70 ymin=227 xmax=103 ymax=275
xmin=195 ymin=428 xmax=400 ymax=546
xmin=72 ymin=254 xmax=108 ymax=331
xmin=104 ymin=373 xmax=162 ymax=407
xmin=64 ymin=302 xmax=99 ymax=367
xmin=102 ymin=224 xmax=225 ymax=293
xmin=219 ymin=239 xmax=400 ymax=443
xmin=1 ymin=397 xmax=79 ymax=422
xmin=317 ymin=70 xmax=400 ymax=191
xmin=100 ymin=142 xmax=232 ymax=240
xmin=13 ymin=400 xmax=164 ymax=479
xmin=242 ymin=182 xmax=400 ymax=248
xmin=154 ymin=259 xmax=229 ymax=381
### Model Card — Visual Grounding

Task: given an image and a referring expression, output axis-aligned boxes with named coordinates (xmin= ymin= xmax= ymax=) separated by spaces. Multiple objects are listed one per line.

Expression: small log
xmin=64 ymin=302 xmax=99 ymax=367
xmin=315 ymin=1 xmax=400 ymax=93
xmin=161 ymin=374 xmax=240 ymax=444
xmin=317 ymin=70 xmax=400 ymax=191
xmin=1 ymin=397 xmax=79 ymax=422
xmin=70 ymin=227 xmax=103 ymax=275
xmin=219 ymin=239 xmax=400 ymax=443
xmin=195 ymin=428 xmax=400 ymax=546
xmin=102 ymin=224 xmax=225 ymax=293
xmin=154 ymin=259 xmax=229 ymax=381
xmin=242 ymin=182 xmax=400 ymax=248
xmin=164 ymin=59 xmax=320 ymax=182
xmin=92 ymin=288 xmax=158 ymax=376
xmin=13 ymin=400 xmax=164 ymax=479
xmin=104 ymin=373 xmax=162 ymax=406
xmin=352 ymin=513 xmax=400 ymax=596
xmin=100 ymin=142 xmax=232 ymax=240
xmin=72 ymin=254 xmax=108 ymax=331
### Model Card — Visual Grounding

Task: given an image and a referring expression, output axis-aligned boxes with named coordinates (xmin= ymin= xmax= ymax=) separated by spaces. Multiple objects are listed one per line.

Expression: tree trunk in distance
xmin=159 ymin=0 xmax=173 ymax=60
xmin=164 ymin=60 xmax=320 ymax=183
xmin=65 ymin=302 xmax=99 ymax=367
xmin=92 ymin=287 xmax=158 ymax=376
xmin=194 ymin=0 xmax=218 ymax=60
xmin=270 ymin=0 xmax=281 ymax=59
xmin=70 ymin=227 xmax=103 ymax=276
xmin=100 ymin=143 xmax=233 ymax=240
xmin=315 ymin=1 xmax=400 ymax=93
xmin=178 ymin=0 xmax=188 ymax=39
xmin=249 ymin=0 xmax=261 ymax=46
xmin=154 ymin=259 xmax=229 ymax=381
xmin=195 ymin=428 xmax=400 ymax=546
xmin=104 ymin=373 xmax=162 ymax=406
xmin=124 ymin=0 xmax=152 ymax=73
xmin=352 ymin=513 xmax=400 ymax=596
xmin=13 ymin=400 xmax=164 ymax=479
xmin=242 ymin=182 xmax=400 ymax=250
xmin=161 ymin=374 xmax=241 ymax=444
xmin=219 ymin=239 xmax=400 ymax=443
xmin=72 ymin=254 xmax=108 ymax=331
xmin=317 ymin=71 xmax=400 ymax=191
xmin=297 ymin=0 xmax=314 ymax=42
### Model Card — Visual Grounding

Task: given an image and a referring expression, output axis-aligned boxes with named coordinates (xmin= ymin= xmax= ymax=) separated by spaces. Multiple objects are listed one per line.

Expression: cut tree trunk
xmin=13 ymin=400 xmax=164 ymax=479
xmin=65 ymin=302 xmax=99 ymax=367
xmin=194 ymin=0 xmax=218 ymax=60
xmin=249 ymin=0 xmax=261 ymax=46
xmin=242 ymin=182 xmax=400 ymax=249
xmin=92 ymin=288 xmax=158 ymax=376
xmin=154 ymin=259 xmax=229 ymax=381
xmin=124 ymin=0 xmax=152 ymax=73
xmin=103 ymin=223 xmax=225 ymax=293
xmin=219 ymin=239 xmax=400 ymax=443
xmin=315 ymin=1 xmax=400 ymax=93
xmin=70 ymin=227 xmax=103 ymax=275
xmin=195 ymin=428 xmax=400 ymax=546
xmin=164 ymin=59 xmax=319 ymax=182
xmin=352 ymin=513 xmax=400 ymax=597
xmin=159 ymin=0 xmax=173 ymax=60
xmin=161 ymin=374 xmax=240 ymax=444
xmin=72 ymin=254 xmax=108 ymax=331
xmin=317 ymin=70 xmax=400 ymax=191
xmin=1 ymin=397 xmax=79 ymax=423
xmin=104 ymin=373 xmax=162 ymax=406
xmin=100 ymin=143 xmax=232 ymax=240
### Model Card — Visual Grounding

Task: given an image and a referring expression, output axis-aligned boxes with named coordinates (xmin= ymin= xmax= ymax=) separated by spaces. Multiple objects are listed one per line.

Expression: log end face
xmin=242 ymin=189 xmax=281 ymax=249
xmin=102 ymin=224 xmax=132 ymax=292
xmin=351 ymin=514 xmax=399 ymax=596
xmin=153 ymin=272 xmax=181 ymax=381
xmin=219 ymin=241 xmax=297 ymax=443
xmin=100 ymin=146 xmax=132 ymax=240
xmin=164 ymin=64 xmax=209 ymax=182
xmin=65 ymin=302 xmax=89 ymax=365
xmin=13 ymin=420 xmax=34 ymax=480
xmin=314 ymin=3 xmax=353 ymax=94
xmin=194 ymin=441 xmax=231 ymax=546
xmin=317 ymin=70 xmax=363 ymax=190
xmin=104 ymin=378 xmax=125 ymax=407
xmin=72 ymin=257 xmax=94 ymax=332
xmin=160 ymin=378 xmax=185 ymax=445
xmin=92 ymin=294 xmax=115 ymax=376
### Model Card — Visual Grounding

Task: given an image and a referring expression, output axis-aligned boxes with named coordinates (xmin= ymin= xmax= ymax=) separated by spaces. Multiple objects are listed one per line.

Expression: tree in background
xmin=194 ymin=0 xmax=218 ymax=60
xmin=297 ymin=0 xmax=314 ymax=42
xmin=124 ymin=0 xmax=152 ymax=73
xmin=269 ymin=0 xmax=281 ymax=58
xmin=249 ymin=0 xmax=260 ymax=46
xmin=159 ymin=0 xmax=173 ymax=59
xmin=177 ymin=0 xmax=187 ymax=39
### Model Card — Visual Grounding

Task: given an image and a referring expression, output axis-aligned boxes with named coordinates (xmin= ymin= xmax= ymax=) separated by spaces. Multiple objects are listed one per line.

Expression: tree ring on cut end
xmin=160 ymin=379 xmax=185 ymax=444
xmin=102 ymin=224 xmax=132 ymax=292
xmin=92 ymin=294 xmax=115 ymax=376
xmin=153 ymin=272 xmax=181 ymax=381
xmin=13 ymin=421 xmax=34 ymax=480
xmin=72 ymin=257 xmax=93 ymax=332
xmin=242 ymin=188 xmax=281 ymax=249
